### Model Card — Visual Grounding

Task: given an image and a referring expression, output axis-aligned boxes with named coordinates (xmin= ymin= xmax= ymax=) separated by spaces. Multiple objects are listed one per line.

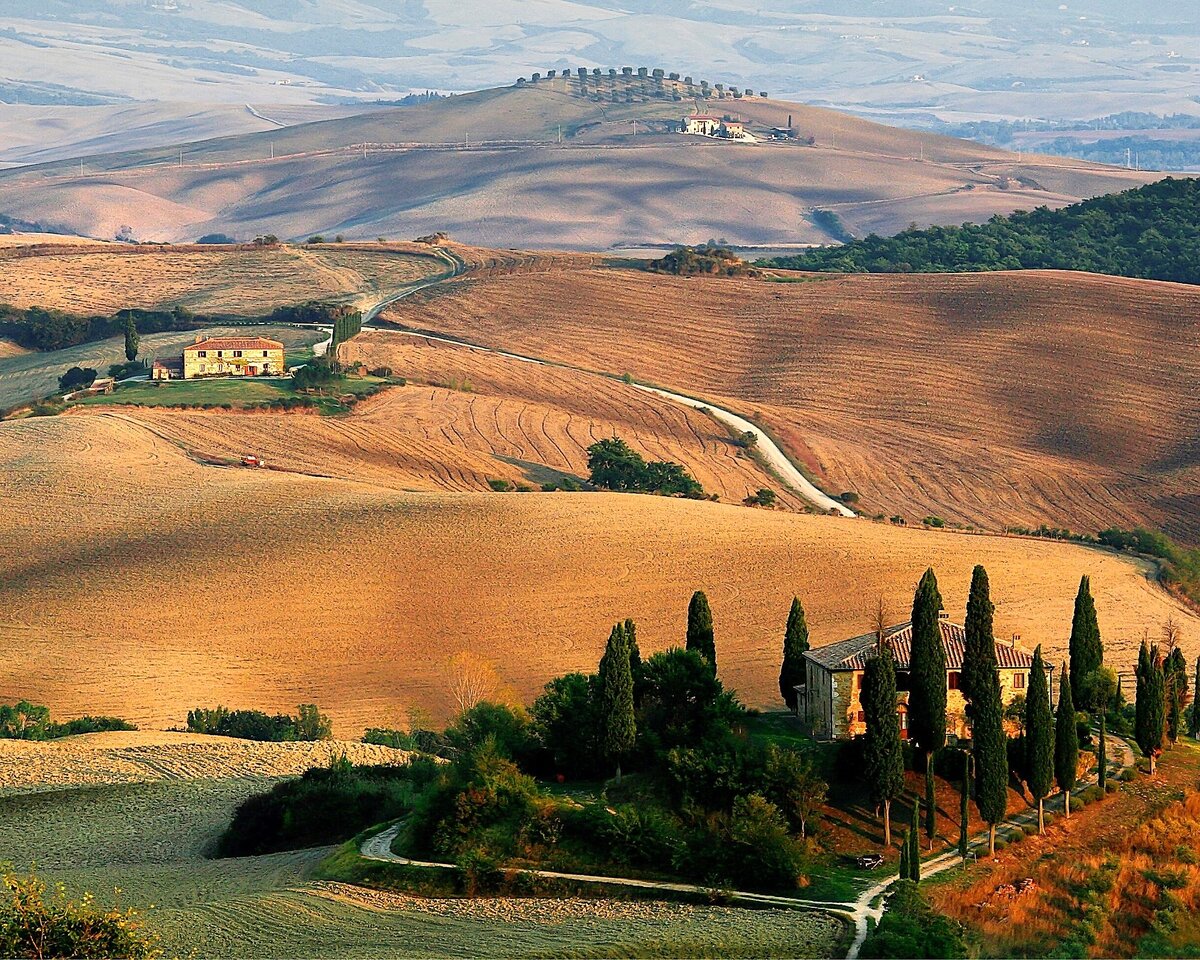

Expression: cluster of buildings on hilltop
xmin=152 ymin=335 xmax=286 ymax=381
xmin=800 ymin=612 xmax=1041 ymax=741
xmin=680 ymin=114 xmax=756 ymax=141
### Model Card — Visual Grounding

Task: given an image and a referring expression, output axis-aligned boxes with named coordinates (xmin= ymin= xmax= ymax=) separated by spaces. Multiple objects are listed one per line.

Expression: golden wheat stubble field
xmin=381 ymin=260 xmax=1200 ymax=542
xmin=110 ymin=333 xmax=800 ymax=506
xmin=0 ymin=413 xmax=1194 ymax=735
xmin=0 ymin=242 xmax=441 ymax=315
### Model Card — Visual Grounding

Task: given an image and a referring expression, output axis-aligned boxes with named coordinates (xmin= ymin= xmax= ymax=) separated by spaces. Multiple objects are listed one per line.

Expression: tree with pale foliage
xmin=1190 ymin=656 xmax=1200 ymax=739
xmin=446 ymin=651 xmax=506 ymax=714
xmin=1083 ymin=666 xmax=1118 ymax=790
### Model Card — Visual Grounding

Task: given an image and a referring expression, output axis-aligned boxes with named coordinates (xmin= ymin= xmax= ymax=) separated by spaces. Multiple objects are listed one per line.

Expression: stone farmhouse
xmin=153 ymin=335 xmax=286 ymax=380
xmin=799 ymin=613 xmax=1042 ymax=741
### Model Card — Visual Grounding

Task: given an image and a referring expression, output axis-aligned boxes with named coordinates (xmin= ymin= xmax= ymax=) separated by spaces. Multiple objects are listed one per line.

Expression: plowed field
xmin=381 ymin=261 xmax=1200 ymax=541
xmin=115 ymin=334 xmax=796 ymax=506
xmin=0 ymin=243 xmax=441 ymax=315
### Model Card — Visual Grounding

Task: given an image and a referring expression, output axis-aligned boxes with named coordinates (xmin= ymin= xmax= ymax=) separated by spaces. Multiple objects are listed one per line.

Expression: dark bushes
xmin=186 ymin=703 xmax=331 ymax=741
xmin=218 ymin=756 xmax=439 ymax=856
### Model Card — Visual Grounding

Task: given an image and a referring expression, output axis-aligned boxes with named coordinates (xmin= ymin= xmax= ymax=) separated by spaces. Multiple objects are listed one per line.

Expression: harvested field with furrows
xmin=115 ymin=334 xmax=798 ymax=505
xmin=382 ymin=261 xmax=1200 ymax=541
xmin=0 ymin=731 xmax=414 ymax=797
xmin=0 ymin=414 xmax=1194 ymax=733
xmin=0 ymin=243 xmax=441 ymax=315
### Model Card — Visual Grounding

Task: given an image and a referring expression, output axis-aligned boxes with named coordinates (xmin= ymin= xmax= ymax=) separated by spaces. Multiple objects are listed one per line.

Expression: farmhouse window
xmin=1014 ymin=672 xmax=1026 ymax=689
xmin=262 ymin=351 xmax=269 ymax=357
xmin=198 ymin=351 xmax=207 ymax=358
xmin=233 ymin=351 xmax=243 ymax=358
xmin=857 ymin=710 xmax=865 ymax=722
xmin=217 ymin=351 xmax=223 ymax=357
xmin=856 ymin=674 xmax=864 ymax=690
xmin=948 ymin=671 xmax=961 ymax=690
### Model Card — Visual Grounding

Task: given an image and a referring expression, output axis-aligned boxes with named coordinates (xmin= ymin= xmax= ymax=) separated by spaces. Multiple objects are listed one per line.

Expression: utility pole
xmin=270 ymin=141 xmax=274 ymax=160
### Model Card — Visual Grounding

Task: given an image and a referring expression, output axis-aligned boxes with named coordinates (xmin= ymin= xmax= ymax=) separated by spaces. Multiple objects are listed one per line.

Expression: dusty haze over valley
xmin=1 ymin=4 xmax=1198 ymax=959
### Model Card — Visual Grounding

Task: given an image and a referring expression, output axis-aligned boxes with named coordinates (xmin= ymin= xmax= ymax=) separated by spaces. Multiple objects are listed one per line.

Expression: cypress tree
xmin=898 ymin=830 xmax=910 ymax=881
xmin=1055 ymin=666 xmax=1079 ymax=815
xmin=1135 ymin=642 xmax=1165 ymax=774
xmin=779 ymin=597 xmax=809 ymax=711
xmin=863 ymin=648 xmax=905 ymax=846
xmin=598 ymin=622 xmax=636 ymax=781
xmin=625 ymin=618 xmax=644 ymax=705
xmin=1166 ymin=647 xmax=1187 ymax=743
xmin=1084 ymin=667 xmax=1117 ymax=792
xmin=959 ymin=751 xmax=971 ymax=862
xmin=908 ymin=800 xmax=921 ymax=882
xmin=960 ymin=565 xmax=997 ymax=718
xmin=1024 ymin=646 xmax=1055 ymax=835
xmin=1190 ymin=657 xmax=1200 ymax=739
xmin=1068 ymin=576 xmax=1103 ymax=711
xmin=123 ymin=311 xmax=139 ymax=362
xmin=686 ymin=591 xmax=716 ymax=672
xmin=908 ymin=568 xmax=946 ymax=845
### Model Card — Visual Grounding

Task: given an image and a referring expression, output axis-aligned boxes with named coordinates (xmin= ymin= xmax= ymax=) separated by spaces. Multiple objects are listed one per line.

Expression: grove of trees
xmin=767 ymin=178 xmax=1200 ymax=285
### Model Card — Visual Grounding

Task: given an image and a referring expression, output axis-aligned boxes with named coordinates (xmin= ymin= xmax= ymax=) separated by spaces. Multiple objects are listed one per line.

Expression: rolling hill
xmin=372 ymin=251 xmax=1200 ymax=543
xmin=0 ymin=80 xmax=1156 ymax=248
xmin=0 ymin=412 xmax=1194 ymax=734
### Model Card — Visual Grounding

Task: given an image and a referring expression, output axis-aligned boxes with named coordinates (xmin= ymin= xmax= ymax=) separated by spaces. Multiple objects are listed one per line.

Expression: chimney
xmin=1011 ymin=633 xmax=1019 ymax=648
xmin=937 ymin=609 xmax=949 ymax=621
xmin=194 ymin=334 xmax=204 ymax=344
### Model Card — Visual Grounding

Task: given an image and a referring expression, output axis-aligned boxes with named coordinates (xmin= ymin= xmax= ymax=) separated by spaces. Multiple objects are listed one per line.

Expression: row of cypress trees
xmin=861 ymin=567 xmax=1103 ymax=860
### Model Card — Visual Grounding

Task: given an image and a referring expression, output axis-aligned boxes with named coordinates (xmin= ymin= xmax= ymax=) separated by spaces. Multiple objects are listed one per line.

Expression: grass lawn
xmin=73 ymin=374 xmax=387 ymax=414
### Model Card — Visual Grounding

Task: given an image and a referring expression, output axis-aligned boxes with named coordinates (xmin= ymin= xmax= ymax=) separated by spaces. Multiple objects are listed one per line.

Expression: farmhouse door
xmin=249 ymin=366 xmax=258 ymax=376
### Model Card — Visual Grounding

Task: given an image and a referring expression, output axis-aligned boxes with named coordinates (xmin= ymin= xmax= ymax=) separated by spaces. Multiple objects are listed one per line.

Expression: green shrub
xmin=860 ymin=879 xmax=966 ymax=959
xmin=185 ymin=703 xmax=331 ymax=741
xmin=0 ymin=871 xmax=159 ymax=959
xmin=218 ymin=756 xmax=437 ymax=856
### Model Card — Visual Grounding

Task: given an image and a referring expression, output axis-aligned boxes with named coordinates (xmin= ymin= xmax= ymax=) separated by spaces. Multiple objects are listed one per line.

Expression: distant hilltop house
xmin=681 ymin=114 xmax=757 ymax=142
xmin=153 ymin=335 xmax=286 ymax=380
xmin=799 ymin=613 xmax=1042 ymax=741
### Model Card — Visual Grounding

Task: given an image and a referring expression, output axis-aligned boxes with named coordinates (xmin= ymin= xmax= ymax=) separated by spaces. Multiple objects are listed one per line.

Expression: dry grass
xmin=928 ymin=742 xmax=1200 ymax=958
xmin=0 ymin=731 xmax=414 ymax=796
xmin=113 ymin=333 xmax=797 ymax=505
xmin=0 ymin=244 xmax=441 ymax=315
xmin=382 ymin=261 xmax=1200 ymax=542
xmin=0 ymin=85 xmax=1153 ymax=248
xmin=0 ymin=413 xmax=1194 ymax=734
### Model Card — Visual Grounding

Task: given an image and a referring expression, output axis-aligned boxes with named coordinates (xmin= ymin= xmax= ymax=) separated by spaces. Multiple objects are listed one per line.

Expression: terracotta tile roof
xmin=803 ymin=620 xmax=1036 ymax=672
xmin=184 ymin=337 xmax=284 ymax=352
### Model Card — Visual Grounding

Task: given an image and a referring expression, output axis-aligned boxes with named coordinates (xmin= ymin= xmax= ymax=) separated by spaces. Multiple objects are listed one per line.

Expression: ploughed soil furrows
xmin=0 ymin=413 xmax=1194 ymax=733
xmin=380 ymin=260 xmax=1200 ymax=542
xmin=119 ymin=334 xmax=799 ymax=507
xmin=0 ymin=241 xmax=442 ymax=316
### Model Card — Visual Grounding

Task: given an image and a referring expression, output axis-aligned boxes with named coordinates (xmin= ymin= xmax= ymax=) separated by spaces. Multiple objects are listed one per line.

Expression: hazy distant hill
xmin=0 ymin=79 xmax=1156 ymax=248
xmin=0 ymin=1 xmax=1195 ymax=123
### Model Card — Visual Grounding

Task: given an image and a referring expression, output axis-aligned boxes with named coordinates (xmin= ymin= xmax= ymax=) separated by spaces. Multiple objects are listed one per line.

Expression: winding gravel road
xmin=358 ymin=733 xmax=1135 ymax=960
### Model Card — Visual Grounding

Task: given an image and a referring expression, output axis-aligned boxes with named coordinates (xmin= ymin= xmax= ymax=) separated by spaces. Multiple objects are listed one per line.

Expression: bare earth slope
xmin=116 ymin=333 xmax=801 ymax=507
xmin=0 ymin=413 xmax=1194 ymax=733
xmin=379 ymin=258 xmax=1200 ymax=542
xmin=0 ymin=84 xmax=1155 ymax=247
